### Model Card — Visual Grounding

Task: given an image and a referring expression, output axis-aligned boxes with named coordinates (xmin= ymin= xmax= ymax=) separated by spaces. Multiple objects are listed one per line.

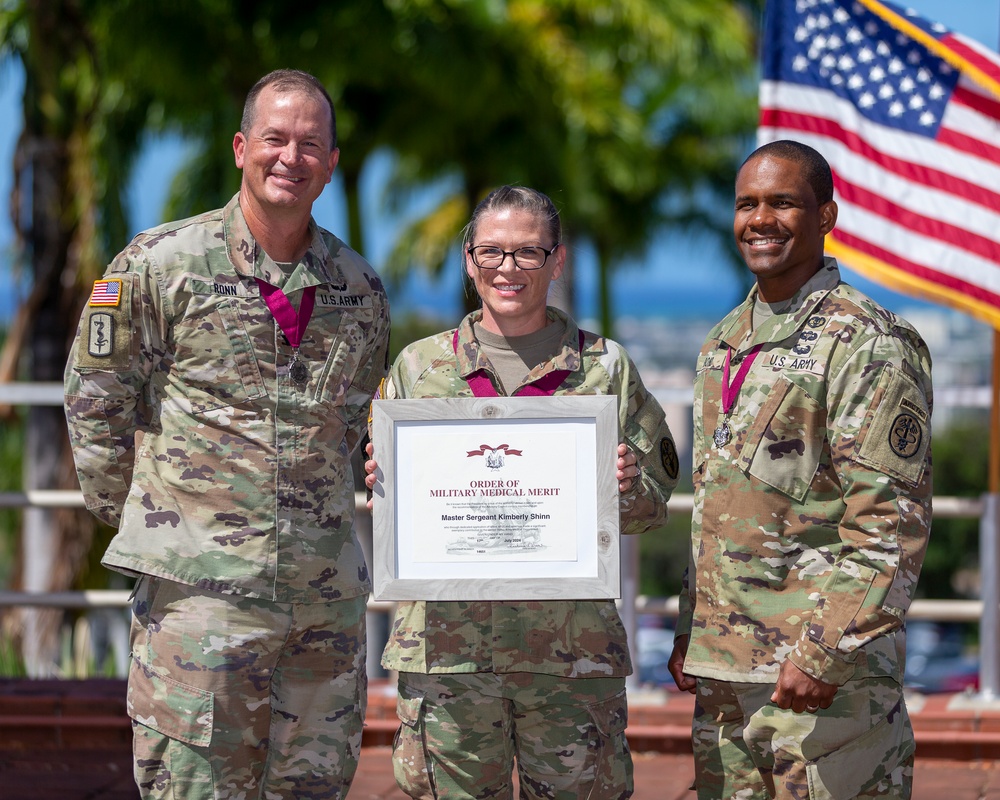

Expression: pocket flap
xmin=806 ymin=700 xmax=913 ymax=800
xmin=395 ymin=692 xmax=425 ymax=729
xmin=587 ymin=689 xmax=629 ymax=737
xmin=127 ymin=656 xmax=214 ymax=747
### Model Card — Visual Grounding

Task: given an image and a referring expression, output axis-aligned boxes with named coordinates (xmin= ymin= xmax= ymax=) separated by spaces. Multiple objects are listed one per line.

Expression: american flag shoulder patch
xmin=89 ymin=279 xmax=122 ymax=307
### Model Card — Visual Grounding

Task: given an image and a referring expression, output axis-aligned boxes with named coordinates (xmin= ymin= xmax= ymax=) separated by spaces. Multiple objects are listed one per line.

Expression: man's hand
xmin=771 ymin=659 xmax=838 ymax=713
xmin=668 ymin=634 xmax=697 ymax=694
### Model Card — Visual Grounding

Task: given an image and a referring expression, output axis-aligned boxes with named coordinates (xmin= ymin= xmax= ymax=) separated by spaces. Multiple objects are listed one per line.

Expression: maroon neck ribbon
xmin=256 ymin=279 xmax=317 ymax=349
xmin=721 ymin=344 xmax=763 ymax=416
xmin=453 ymin=329 xmax=585 ymax=397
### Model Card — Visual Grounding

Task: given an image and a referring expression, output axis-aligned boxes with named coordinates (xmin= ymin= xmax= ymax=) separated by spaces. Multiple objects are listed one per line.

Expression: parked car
xmin=636 ymin=624 xmax=678 ymax=690
xmin=903 ymin=620 xmax=979 ymax=694
xmin=636 ymin=619 xmax=981 ymax=695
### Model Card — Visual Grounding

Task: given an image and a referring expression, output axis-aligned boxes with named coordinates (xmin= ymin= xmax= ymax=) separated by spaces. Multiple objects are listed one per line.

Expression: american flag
xmin=88 ymin=279 xmax=122 ymax=307
xmin=758 ymin=0 xmax=1000 ymax=326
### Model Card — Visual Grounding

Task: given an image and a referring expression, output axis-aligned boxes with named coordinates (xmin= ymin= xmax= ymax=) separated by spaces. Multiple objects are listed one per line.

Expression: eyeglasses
xmin=467 ymin=244 xmax=560 ymax=270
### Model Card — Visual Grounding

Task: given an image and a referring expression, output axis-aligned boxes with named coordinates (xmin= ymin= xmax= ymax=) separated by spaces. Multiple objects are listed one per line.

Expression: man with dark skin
xmin=669 ymin=140 xmax=932 ymax=799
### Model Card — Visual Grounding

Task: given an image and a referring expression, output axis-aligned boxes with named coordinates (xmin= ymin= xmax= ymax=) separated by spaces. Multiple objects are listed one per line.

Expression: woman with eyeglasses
xmin=365 ymin=185 xmax=679 ymax=799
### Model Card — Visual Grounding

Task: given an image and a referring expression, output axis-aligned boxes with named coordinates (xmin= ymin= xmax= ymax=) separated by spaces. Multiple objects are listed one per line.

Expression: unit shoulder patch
xmin=75 ymin=276 xmax=134 ymax=371
xmin=660 ymin=437 xmax=679 ymax=480
xmin=856 ymin=365 xmax=929 ymax=485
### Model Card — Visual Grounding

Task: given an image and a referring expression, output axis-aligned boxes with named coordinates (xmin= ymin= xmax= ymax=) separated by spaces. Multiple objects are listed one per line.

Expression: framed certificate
xmin=371 ymin=395 xmax=621 ymax=601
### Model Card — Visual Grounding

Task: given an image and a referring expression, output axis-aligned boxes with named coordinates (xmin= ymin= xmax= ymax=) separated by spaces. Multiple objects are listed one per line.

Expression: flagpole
xmin=979 ymin=12 xmax=1000 ymax=701
xmin=989 ymin=0 xmax=1000 ymax=496
xmin=982 ymin=11 xmax=1000 ymax=700
xmin=980 ymin=330 xmax=1000 ymax=701
xmin=992 ymin=331 xmax=1000 ymax=494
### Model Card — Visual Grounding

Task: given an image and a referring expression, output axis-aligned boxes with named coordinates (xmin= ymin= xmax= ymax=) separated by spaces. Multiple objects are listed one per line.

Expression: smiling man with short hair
xmin=670 ymin=140 xmax=933 ymax=800
xmin=65 ymin=69 xmax=390 ymax=799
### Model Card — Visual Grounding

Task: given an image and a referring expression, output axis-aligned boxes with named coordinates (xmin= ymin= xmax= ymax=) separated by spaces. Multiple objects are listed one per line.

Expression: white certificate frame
xmin=371 ymin=395 xmax=620 ymax=601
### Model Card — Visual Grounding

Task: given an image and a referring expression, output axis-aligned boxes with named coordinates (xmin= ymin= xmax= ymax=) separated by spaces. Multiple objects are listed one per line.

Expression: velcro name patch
xmin=316 ymin=290 xmax=372 ymax=309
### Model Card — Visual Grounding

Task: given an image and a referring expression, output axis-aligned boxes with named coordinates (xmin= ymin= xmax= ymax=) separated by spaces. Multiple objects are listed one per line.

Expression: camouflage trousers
xmin=127 ymin=576 xmax=367 ymax=800
xmin=692 ymin=676 xmax=914 ymax=800
xmin=392 ymin=671 xmax=633 ymax=799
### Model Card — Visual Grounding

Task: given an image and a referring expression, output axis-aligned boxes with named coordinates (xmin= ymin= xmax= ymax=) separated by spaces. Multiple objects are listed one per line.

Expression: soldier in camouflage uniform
xmin=668 ymin=140 xmax=932 ymax=800
xmin=64 ymin=70 xmax=390 ymax=800
xmin=364 ymin=185 xmax=679 ymax=799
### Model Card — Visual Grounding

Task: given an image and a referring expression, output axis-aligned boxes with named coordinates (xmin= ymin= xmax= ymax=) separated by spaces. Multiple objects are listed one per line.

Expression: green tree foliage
xmin=0 ymin=0 xmax=152 ymax=674
xmin=64 ymin=1 xmax=762 ymax=331
xmin=0 ymin=0 xmax=761 ymax=670
xmin=379 ymin=0 xmax=761 ymax=332
xmin=920 ymin=415 xmax=990 ymax=600
xmin=637 ymin=480 xmax=693 ymax=599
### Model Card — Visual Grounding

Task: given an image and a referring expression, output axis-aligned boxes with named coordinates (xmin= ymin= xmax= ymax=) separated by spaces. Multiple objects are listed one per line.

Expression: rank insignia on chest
xmin=88 ymin=279 xmax=123 ymax=307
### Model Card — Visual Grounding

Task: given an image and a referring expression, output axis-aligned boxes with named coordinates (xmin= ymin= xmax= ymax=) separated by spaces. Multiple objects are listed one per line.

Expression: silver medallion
xmin=713 ymin=422 xmax=731 ymax=447
xmin=290 ymin=359 xmax=309 ymax=384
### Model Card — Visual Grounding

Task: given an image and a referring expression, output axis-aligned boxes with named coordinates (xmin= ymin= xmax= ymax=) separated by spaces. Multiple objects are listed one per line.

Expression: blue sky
xmin=1 ymin=0 xmax=998 ymax=326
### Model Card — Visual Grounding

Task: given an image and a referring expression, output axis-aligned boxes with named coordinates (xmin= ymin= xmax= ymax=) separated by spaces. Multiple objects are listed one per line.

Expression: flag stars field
xmin=759 ymin=0 xmax=1000 ymax=327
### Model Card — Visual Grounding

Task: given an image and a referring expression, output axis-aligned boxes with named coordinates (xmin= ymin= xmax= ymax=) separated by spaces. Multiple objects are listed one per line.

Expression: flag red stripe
xmin=935 ymin=125 xmax=1000 ymax=166
xmin=832 ymin=172 xmax=1000 ymax=264
xmin=759 ymin=107 xmax=1000 ymax=209
xmin=833 ymin=229 xmax=1000 ymax=308
xmin=941 ymin=33 xmax=1000 ymax=87
xmin=952 ymin=84 xmax=1000 ymax=123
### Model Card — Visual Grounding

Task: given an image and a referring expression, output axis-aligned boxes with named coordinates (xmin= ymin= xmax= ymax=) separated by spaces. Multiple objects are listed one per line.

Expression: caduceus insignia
xmin=889 ymin=413 xmax=922 ymax=459
xmin=88 ymin=313 xmax=114 ymax=358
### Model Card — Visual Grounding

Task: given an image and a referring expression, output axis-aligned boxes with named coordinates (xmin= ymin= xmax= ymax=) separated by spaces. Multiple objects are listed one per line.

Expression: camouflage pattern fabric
xmin=392 ymin=671 xmax=632 ymax=800
xmin=64 ymin=194 xmax=388 ymax=796
xmin=128 ymin=577 xmax=367 ymax=800
xmin=375 ymin=307 xmax=675 ymax=798
xmin=379 ymin=307 xmax=679 ymax=678
xmin=692 ymin=676 xmax=913 ymax=800
xmin=677 ymin=259 xmax=931 ymax=799
xmin=677 ymin=259 xmax=932 ymax=685
xmin=64 ymin=193 xmax=391 ymax=603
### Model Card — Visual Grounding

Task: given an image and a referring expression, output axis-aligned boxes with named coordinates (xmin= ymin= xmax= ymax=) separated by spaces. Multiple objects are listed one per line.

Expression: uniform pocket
xmin=173 ymin=292 xmax=265 ymax=412
xmin=805 ymin=698 xmax=913 ymax=799
xmin=806 ymin=561 xmax=879 ymax=652
xmin=744 ymin=376 xmax=826 ymax=503
xmin=391 ymin=691 xmax=436 ymax=798
xmin=586 ymin=689 xmax=633 ymax=797
xmin=855 ymin=365 xmax=929 ymax=486
xmin=127 ymin=654 xmax=214 ymax=747
xmin=311 ymin=307 xmax=375 ymax=405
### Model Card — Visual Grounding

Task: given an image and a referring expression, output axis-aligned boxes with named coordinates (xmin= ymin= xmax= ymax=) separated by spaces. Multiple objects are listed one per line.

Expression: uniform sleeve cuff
xmin=789 ymin=636 xmax=856 ymax=686
xmin=674 ymin=609 xmax=693 ymax=639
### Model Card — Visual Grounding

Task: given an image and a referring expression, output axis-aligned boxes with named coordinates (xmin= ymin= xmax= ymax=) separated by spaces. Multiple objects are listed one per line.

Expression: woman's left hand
xmin=616 ymin=443 xmax=641 ymax=493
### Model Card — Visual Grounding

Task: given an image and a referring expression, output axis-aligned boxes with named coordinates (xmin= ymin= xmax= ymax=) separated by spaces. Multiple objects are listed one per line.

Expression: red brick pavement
xmin=4 ymin=679 xmax=1000 ymax=799
xmin=353 ymin=684 xmax=1000 ymax=798
xmin=350 ymin=746 xmax=1000 ymax=800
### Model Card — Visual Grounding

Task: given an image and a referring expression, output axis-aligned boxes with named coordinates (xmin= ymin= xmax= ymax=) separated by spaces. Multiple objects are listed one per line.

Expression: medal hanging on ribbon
xmin=713 ymin=344 xmax=763 ymax=447
xmin=256 ymin=279 xmax=317 ymax=385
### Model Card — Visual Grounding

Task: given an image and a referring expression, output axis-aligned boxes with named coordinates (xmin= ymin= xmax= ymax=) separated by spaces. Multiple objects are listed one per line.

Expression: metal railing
xmin=2 ymin=381 xmax=997 ymax=697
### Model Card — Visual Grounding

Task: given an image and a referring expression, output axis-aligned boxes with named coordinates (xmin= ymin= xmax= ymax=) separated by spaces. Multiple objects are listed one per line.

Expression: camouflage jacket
xmin=677 ymin=259 xmax=932 ymax=686
xmin=64 ymin=194 xmax=390 ymax=603
xmin=379 ymin=307 xmax=679 ymax=677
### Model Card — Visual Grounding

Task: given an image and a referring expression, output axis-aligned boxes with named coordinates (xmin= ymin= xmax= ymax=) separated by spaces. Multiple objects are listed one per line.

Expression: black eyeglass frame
xmin=466 ymin=243 xmax=561 ymax=271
